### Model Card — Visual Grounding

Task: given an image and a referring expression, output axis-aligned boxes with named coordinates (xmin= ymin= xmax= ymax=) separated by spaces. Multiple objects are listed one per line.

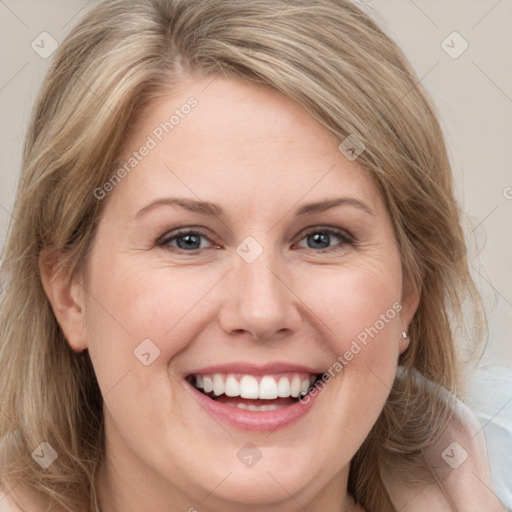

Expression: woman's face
xmin=61 ymin=76 xmax=418 ymax=511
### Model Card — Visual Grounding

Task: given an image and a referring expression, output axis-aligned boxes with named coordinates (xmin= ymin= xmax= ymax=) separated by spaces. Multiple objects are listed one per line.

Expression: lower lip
xmin=186 ymin=382 xmax=319 ymax=431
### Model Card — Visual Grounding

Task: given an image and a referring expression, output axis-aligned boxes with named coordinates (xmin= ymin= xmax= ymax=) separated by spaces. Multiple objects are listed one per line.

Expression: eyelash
xmin=157 ymin=226 xmax=356 ymax=254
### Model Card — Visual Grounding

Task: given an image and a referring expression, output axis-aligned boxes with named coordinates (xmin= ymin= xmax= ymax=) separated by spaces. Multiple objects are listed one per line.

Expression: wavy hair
xmin=0 ymin=1 xmax=484 ymax=510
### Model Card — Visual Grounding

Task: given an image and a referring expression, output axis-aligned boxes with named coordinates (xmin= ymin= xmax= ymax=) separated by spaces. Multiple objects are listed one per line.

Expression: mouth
xmin=186 ymin=372 xmax=323 ymax=411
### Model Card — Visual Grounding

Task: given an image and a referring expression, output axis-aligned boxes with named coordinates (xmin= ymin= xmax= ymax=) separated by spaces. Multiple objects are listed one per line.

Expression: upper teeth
xmin=194 ymin=374 xmax=316 ymax=400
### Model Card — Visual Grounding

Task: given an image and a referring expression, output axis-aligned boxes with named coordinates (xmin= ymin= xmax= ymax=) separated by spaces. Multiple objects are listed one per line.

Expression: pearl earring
xmin=401 ymin=331 xmax=408 ymax=339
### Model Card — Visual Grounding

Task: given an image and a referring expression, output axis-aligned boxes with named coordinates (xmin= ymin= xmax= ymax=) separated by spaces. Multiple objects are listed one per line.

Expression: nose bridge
xmin=219 ymin=242 xmax=301 ymax=341
xmin=239 ymin=252 xmax=283 ymax=306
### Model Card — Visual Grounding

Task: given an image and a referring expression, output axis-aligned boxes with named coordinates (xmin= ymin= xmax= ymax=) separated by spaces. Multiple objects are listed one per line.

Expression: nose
xmin=218 ymin=251 xmax=302 ymax=342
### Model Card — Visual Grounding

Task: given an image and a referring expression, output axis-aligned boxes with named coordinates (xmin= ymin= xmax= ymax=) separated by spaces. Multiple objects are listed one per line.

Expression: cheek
xmin=81 ymin=261 xmax=192 ymax=446
xmin=84 ymin=244 xmax=404 ymax=377
xmin=300 ymin=259 xmax=403 ymax=417
xmin=82 ymin=255 xmax=219 ymax=390
xmin=300 ymin=258 xmax=404 ymax=356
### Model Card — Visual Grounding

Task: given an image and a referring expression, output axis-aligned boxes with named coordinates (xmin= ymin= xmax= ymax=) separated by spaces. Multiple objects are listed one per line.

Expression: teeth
xmin=290 ymin=376 xmax=301 ymax=398
xmin=259 ymin=376 xmax=278 ymax=399
xmin=300 ymin=378 xmax=310 ymax=396
xmin=192 ymin=373 xmax=316 ymax=400
xmin=240 ymin=375 xmax=259 ymax=399
xmin=224 ymin=375 xmax=240 ymax=397
xmin=203 ymin=376 xmax=213 ymax=393
xmin=213 ymin=374 xmax=224 ymax=396
xmin=231 ymin=403 xmax=285 ymax=411
xmin=277 ymin=377 xmax=291 ymax=398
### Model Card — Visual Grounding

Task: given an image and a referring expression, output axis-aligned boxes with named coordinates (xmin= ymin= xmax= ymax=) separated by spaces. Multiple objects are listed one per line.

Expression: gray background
xmin=1 ymin=0 xmax=511 ymax=365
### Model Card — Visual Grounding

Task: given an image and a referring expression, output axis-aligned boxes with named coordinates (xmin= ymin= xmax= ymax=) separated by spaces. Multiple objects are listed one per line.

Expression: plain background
xmin=0 ymin=0 xmax=511 ymax=366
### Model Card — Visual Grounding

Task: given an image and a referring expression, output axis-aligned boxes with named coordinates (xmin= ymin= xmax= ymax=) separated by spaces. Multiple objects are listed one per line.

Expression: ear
xmin=398 ymin=279 xmax=421 ymax=355
xmin=39 ymin=247 xmax=88 ymax=353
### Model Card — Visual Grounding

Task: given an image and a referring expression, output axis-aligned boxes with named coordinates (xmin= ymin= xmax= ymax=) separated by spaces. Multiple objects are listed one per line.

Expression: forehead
xmin=107 ymin=75 xmax=382 ymax=220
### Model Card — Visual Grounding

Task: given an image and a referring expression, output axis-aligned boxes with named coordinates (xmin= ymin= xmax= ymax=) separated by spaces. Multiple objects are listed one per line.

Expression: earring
xmin=401 ymin=331 xmax=408 ymax=339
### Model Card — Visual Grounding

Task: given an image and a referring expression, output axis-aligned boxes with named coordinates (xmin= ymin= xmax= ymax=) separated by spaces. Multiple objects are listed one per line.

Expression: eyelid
xmin=297 ymin=225 xmax=354 ymax=242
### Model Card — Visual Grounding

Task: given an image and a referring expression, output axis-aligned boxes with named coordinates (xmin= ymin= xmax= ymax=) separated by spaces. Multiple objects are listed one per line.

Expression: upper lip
xmin=184 ymin=362 xmax=325 ymax=378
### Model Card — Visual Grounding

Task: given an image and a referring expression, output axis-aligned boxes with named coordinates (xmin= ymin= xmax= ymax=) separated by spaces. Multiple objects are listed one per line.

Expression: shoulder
xmin=0 ymin=433 xmax=23 ymax=511
xmin=0 ymin=434 xmax=50 ymax=512
xmin=382 ymin=386 xmax=507 ymax=511
xmin=0 ymin=484 xmax=53 ymax=512
xmin=0 ymin=482 xmax=48 ymax=512
xmin=0 ymin=488 xmax=23 ymax=512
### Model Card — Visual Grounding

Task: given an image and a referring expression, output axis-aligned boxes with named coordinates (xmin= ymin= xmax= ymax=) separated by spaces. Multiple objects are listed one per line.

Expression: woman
xmin=0 ymin=0 xmax=507 ymax=511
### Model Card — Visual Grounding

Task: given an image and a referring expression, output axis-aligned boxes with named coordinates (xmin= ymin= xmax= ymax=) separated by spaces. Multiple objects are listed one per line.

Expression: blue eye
xmin=158 ymin=226 xmax=354 ymax=253
xmin=158 ymin=229 xmax=213 ymax=252
xmin=296 ymin=227 xmax=354 ymax=252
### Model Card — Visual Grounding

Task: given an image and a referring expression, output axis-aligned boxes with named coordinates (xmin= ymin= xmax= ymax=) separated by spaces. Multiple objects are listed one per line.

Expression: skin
xmin=383 ymin=393 xmax=507 ymax=512
xmin=40 ymin=74 xmax=421 ymax=512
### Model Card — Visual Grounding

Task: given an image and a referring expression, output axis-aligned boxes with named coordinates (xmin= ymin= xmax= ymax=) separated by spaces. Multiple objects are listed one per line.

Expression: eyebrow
xmin=135 ymin=196 xmax=374 ymax=218
xmin=295 ymin=197 xmax=374 ymax=217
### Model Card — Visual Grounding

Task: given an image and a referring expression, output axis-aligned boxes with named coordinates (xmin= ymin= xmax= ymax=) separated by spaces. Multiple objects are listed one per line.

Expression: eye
xmin=158 ymin=229 xmax=216 ymax=252
xmin=157 ymin=226 xmax=355 ymax=254
xmin=295 ymin=227 xmax=354 ymax=252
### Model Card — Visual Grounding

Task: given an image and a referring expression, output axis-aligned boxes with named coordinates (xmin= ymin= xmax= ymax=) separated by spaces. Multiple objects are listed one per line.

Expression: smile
xmin=184 ymin=366 xmax=325 ymax=430
xmin=189 ymin=372 xmax=320 ymax=409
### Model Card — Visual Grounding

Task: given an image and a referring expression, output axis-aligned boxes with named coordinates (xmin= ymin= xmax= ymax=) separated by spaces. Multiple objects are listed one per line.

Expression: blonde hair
xmin=0 ymin=1 xmax=485 ymax=511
